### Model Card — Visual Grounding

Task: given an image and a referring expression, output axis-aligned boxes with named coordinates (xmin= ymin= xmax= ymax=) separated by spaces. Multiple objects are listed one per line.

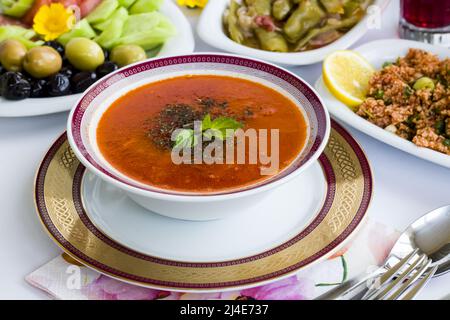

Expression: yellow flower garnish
xmin=33 ymin=3 xmax=76 ymax=41
xmin=177 ymin=0 xmax=208 ymax=9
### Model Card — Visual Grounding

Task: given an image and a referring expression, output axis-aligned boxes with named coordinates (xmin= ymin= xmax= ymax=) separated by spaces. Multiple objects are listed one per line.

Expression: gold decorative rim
xmin=34 ymin=120 xmax=372 ymax=291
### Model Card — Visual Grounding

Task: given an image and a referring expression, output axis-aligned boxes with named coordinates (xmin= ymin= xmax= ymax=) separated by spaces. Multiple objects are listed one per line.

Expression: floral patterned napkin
xmin=26 ymin=219 xmax=399 ymax=300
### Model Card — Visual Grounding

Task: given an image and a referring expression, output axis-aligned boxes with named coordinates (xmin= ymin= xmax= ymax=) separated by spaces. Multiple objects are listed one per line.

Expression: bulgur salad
xmin=356 ymin=49 xmax=450 ymax=155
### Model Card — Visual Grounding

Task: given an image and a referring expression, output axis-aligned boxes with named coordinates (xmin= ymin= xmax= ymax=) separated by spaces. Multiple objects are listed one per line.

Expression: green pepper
xmin=254 ymin=28 xmax=289 ymax=52
xmin=320 ymin=0 xmax=345 ymax=13
xmin=227 ymin=0 xmax=244 ymax=44
xmin=284 ymin=0 xmax=326 ymax=43
xmin=293 ymin=15 xmax=360 ymax=51
xmin=343 ymin=0 xmax=372 ymax=17
xmin=272 ymin=0 xmax=292 ymax=20
xmin=246 ymin=0 xmax=272 ymax=15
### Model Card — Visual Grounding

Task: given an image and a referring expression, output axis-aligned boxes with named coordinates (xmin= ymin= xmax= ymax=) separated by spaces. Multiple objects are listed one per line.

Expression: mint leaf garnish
xmin=173 ymin=114 xmax=242 ymax=147
xmin=201 ymin=114 xmax=212 ymax=131
xmin=206 ymin=116 xmax=243 ymax=140
xmin=174 ymin=129 xmax=197 ymax=148
xmin=210 ymin=116 xmax=242 ymax=131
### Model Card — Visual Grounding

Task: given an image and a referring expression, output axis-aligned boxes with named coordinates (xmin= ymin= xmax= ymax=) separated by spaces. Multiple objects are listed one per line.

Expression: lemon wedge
xmin=323 ymin=50 xmax=375 ymax=109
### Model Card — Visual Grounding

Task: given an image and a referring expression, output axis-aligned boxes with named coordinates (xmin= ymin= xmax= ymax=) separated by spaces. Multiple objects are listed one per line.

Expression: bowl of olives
xmin=0 ymin=0 xmax=194 ymax=117
xmin=0 ymin=37 xmax=183 ymax=116
xmin=0 ymin=38 xmax=123 ymax=116
xmin=0 ymin=38 xmax=119 ymax=112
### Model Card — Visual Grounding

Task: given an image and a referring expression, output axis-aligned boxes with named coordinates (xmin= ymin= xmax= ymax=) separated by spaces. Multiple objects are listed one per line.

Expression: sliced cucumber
xmin=11 ymin=37 xmax=44 ymax=48
xmin=117 ymin=15 xmax=176 ymax=50
xmin=94 ymin=6 xmax=128 ymax=31
xmin=118 ymin=0 xmax=136 ymax=8
xmin=0 ymin=25 xmax=36 ymax=41
xmin=95 ymin=16 xmax=125 ymax=49
xmin=117 ymin=29 xmax=172 ymax=50
xmin=122 ymin=12 xmax=163 ymax=35
xmin=129 ymin=0 xmax=163 ymax=14
xmin=0 ymin=0 xmax=34 ymax=18
xmin=0 ymin=26 xmax=43 ymax=48
xmin=58 ymin=19 xmax=97 ymax=46
xmin=86 ymin=0 xmax=119 ymax=24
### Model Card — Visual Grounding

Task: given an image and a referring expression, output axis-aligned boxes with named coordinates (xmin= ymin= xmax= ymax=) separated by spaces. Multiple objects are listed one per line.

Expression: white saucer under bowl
xmin=82 ymin=160 xmax=326 ymax=262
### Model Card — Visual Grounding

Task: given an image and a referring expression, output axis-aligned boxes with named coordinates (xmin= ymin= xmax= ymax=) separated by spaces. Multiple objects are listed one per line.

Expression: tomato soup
xmin=96 ymin=75 xmax=307 ymax=193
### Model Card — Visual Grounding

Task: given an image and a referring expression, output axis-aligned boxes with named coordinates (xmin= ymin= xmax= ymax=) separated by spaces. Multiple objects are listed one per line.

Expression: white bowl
xmin=0 ymin=0 xmax=194 ymax=117
xmin=197 ymin=0 xmax=389 ymax=66
xmin=315 ymin=39 xmax=450 ymax=169
xmin=67 ymin=53 xmax=330 ymax=220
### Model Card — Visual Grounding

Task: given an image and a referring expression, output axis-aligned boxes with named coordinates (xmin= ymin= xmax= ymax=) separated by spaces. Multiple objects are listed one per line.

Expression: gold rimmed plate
xmin=34 ymin=120 xmax=372 ymax=292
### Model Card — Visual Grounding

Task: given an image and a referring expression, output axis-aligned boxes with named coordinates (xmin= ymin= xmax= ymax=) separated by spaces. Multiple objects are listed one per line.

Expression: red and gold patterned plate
xmin=34 ymin=120 xmax=372 ymax=292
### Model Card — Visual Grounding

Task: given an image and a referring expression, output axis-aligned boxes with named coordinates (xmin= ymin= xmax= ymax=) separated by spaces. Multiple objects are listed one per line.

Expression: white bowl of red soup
xmin=67 ymin=54 xmax=330 ymax=220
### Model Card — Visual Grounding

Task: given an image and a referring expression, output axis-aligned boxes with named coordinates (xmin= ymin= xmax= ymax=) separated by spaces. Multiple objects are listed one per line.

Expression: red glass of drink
xmin=399 ymin=0 xmax=450 ymax=46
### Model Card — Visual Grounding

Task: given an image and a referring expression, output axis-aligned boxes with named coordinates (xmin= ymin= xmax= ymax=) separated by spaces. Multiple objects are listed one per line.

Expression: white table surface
xmin=0 ymin=1 xmax=449 ymax=300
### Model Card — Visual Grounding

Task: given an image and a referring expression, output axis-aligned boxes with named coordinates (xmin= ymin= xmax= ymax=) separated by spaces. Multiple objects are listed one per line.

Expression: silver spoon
xmin=317 ymin=204 xmax=450 ymax=300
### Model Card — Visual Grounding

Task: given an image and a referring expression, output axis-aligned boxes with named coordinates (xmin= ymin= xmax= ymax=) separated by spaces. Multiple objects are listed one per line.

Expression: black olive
xmin=71 ymin=71 xmax=97 ymax=93
xmin=47 ymin=73 xmax=71 ymax=96
xmin=8 ymin=71 xmax=25 ymax=80
xmin=103 ymin=49 xmax=109 ymax=61
xmin=0 ymin=71 xmax=31 ymax=100
xmin=0 ymin=64 xmax=4 ymax=75
xmin=30 ymin=79 xmax=48 ymax=98
xmin=20 ymin=71 xmax=34 ymax=84
xmin=0 ymin=72 xmax=21 ymax=93
xmin=62 ymin=57 xmax=78 ymax=70
xmin=44 ymin=41 xmax=65 ymax=56
xmin=96 ymin=61 xmax=118 ymax=78
xmin=62 ymin=56 xmax=70 ymax=66
xmin=60 ymin=66 xmax=74 ymax=79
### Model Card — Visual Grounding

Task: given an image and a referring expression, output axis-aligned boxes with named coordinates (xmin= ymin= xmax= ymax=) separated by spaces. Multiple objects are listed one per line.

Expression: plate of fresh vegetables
xmin=0 ymin=0 xmax=194 ymax=117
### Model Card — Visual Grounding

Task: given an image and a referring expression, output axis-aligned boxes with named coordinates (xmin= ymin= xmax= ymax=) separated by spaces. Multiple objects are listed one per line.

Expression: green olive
xmin=23 ymin=46 xmax=62 ymax=79
xmin=65 ymin=38 xmax=105 ymax=71
xmin=110 ymin=44 xmax=146 ymax=67
xmin=0 ymin=39 xmax=27 ymax=72
xmin=413 ymin=77 xmax=435 ymax=91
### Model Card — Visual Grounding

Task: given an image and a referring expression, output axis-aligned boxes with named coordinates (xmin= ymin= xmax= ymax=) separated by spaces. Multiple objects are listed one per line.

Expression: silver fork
xmin=362 ymin=251 xmax=438 ymax=300
xmin=316 ymin=206 xmax=450 ymax=300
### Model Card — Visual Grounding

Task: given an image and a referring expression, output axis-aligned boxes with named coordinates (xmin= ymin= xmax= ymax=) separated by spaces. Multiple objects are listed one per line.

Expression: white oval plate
xmin=315 ymin=39 xmax=450 ymax=169
xmin=0 ymin=0 xmax=195 ymax=117
xmin=197 ymin=0 xmax=389 ymax=66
